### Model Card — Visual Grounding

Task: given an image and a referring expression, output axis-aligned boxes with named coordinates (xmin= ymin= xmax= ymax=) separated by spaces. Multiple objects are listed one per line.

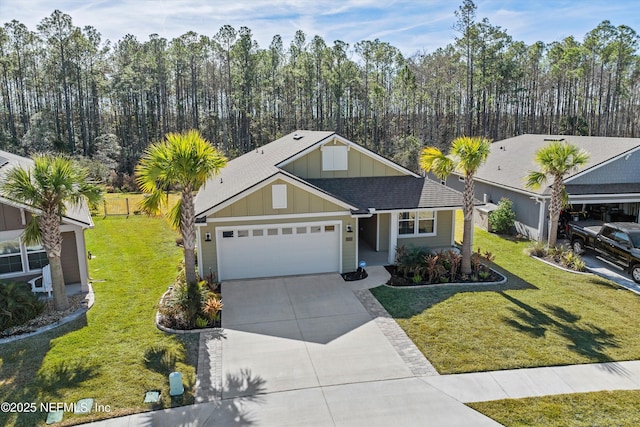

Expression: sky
xmin=1 ymin=0 xmax=639 ymax=56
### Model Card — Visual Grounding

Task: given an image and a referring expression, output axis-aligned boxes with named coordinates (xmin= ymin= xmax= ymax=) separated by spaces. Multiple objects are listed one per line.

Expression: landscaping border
xmin=0 ymin=284 xmax=95 ymax=345
xmin=155 ymin=287 xmax=223 ymax=335
xmin=530 ymin=255 xmax=593 ymax=275
xmin=382 ymin=267 xmax=507 ymax=289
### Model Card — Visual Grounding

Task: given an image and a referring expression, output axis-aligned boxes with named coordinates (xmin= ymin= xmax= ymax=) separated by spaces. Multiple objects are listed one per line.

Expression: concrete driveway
xmin=194 ymin=273 xmax=501 ymax=426
xmin=582 ymin=254 xmax=640 ymax=294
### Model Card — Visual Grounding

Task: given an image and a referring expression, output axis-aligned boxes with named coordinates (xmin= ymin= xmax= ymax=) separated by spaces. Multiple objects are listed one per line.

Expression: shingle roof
xmin=307 ymin=176 xmax=465 ymax=211
xmin=469 ymin=134 xmax=640 ymax=195
xmin=0 ymin=150 xmax=93 ymax=227
xmin=194 ymin=130 xmax=336 ymax=217
xmin=565 ymin=183 xmax=640 ymax=195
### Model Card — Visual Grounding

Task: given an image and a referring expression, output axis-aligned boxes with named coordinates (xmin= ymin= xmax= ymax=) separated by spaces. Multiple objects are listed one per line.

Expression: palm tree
xmin=136 ymin=130 xmax=227 ymax=285
xmin=0 ymin=155 xmax=103 ymax=311
xmin=420 ymin=136 xmax=491 ymax=275
xmin=525 ymin=141 xmax=589 ymax=247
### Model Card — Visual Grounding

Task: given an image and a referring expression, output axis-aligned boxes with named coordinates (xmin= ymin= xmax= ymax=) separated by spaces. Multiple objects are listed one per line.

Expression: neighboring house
xmin=194 ymin=130 xmax=465 ymax=281
xmin=0 ymin=150 xmax=92 ymax=290
xmin=440 ymin=134 xmax=640 ymax=241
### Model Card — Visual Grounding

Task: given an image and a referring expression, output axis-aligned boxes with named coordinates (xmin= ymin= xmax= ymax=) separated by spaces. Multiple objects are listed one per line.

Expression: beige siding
xmin=61 ymin=231 xmax=81 ymax=284
xmin=200 ymin=214 xmax=356 ymax=280
xmin=378 ymin=213 xmax=390 ymax=250
xmin=282 ymin=142 xmax=404 ymax=179
xmin=397 ymin=210 xmax=454 ymax=249
xmin=0 ymin=203 xmax=23 ymax=231
xmin=212 ymin=179 xmax=346 ymax=218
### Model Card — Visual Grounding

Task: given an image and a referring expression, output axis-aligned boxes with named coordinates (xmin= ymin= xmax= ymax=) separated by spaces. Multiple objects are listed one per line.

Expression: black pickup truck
xmin=569 ymin=222 xmax=640 ymax=283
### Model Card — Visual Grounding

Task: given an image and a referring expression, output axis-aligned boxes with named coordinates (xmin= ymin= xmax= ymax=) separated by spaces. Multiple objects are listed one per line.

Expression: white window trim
xmin=0 ymin=230 xmax=48 ymax=277
xmin=397 ymin=210 xmax=437 ymax=238
xmin=272 ymin=184 xmax=287 ymax=209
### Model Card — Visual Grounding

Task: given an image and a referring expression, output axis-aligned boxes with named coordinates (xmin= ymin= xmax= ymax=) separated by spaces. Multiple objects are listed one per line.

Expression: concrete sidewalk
xmin=424 ymin=360 xmax=640 ymax=403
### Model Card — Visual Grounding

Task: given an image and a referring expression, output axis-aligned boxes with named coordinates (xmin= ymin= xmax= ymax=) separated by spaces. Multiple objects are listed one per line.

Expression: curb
xmin=0 ymin=283 xmax=95 ymax=345
xmin=530 ymin=255 xmax=592 ymax=275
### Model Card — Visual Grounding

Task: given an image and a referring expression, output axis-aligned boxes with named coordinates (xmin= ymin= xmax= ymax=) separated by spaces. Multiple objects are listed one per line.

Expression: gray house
xmin=441 ymin=134 xmax=640 ymax=241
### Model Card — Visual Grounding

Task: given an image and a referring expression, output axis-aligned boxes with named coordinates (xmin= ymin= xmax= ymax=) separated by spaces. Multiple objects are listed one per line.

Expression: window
xmin=222 ymin=231 xmax=234 ymax=238
xmin=26 ymin=243 xmax=48 ymax=270
xmin=0 ymin=239 xmax=22 ymax=274
xmin=296 ymin=227 xmax=307 ymax=234
xmin=272 ymin=184 xmax=287 ymax=209
xmin=398 ymin=211 xmax=436 ymax=236
xmin=253 ymin=229 xmax=263 ymax=237
xmin=282 ymin=227 xmax=293 ymax=235
xmin=321 ymin=145 xmax=348 ymax=171
xmin=237 ymin=230 xmax=249 ymax=238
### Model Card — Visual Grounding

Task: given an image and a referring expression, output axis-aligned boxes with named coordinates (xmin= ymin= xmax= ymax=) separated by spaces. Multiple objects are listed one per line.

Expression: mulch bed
xmin=0 ymin=294 xmax=89 ymax=338
xmin=384 ymin=265 xmax=503 ymax=287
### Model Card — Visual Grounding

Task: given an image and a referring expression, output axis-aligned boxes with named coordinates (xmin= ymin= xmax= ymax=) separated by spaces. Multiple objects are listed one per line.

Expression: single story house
xmin=194 ymin=130 xmax=466 ymax=281
xmin=440 ymin=134 xmax=640 ymax=240
xmin=0 ymin=150 xmax=92 ymax=290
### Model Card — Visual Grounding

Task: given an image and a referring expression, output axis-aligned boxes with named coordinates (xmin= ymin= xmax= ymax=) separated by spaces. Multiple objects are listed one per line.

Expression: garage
xmin=216 ymin=221 xmax=341 ymax=280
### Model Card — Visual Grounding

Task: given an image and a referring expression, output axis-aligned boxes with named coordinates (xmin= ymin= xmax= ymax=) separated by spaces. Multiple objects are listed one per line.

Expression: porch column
xmin=537 ymin=198 xmax=547 ymax=242
xmin=74 ymin=228 xmax=90 ymax=291
xmin=388 ymin=212 xmax=399 ymax=265
xmin=195 ymin=224 xmax=204 ymax=279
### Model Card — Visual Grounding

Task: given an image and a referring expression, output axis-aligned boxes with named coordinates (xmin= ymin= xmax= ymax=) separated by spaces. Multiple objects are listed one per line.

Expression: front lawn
xmin=469 ymin=390 xmax=640 ymax=427
xmin=0 ymin=212 xmax=197 ymax=426
xmin=371 ymin=213 xmax=640 ymax=374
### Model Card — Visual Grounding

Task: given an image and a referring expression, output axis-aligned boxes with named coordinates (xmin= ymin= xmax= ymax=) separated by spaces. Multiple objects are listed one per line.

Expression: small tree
xmin=525 ymin=141 xmax=589 ymax=247
xmin=136 ymin=130 xmax=227 ymax=285
xmin=420 ymin=136 xmax=491 ymax=275
xmin=489 ymin=198 xmax=516 ymax=234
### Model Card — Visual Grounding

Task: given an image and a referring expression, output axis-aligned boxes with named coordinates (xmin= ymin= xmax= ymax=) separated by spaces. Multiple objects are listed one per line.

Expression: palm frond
xmin=525 ymin=171 xmax=548 ymax=189
xmin=419 ymin=147 xmax=455 ymax=180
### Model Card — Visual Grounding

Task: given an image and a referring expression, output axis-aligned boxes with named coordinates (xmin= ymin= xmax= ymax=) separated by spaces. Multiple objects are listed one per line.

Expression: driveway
xmin=195 ymin=273 xmax=501 ymax=426
xmin=582 ymin=253 xmax=640 ymax=294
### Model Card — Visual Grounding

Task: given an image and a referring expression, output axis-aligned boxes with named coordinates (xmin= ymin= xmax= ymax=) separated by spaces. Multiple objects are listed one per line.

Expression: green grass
xmin=469 ymin=390 xmax=640 ymax=427
xmin=371 ymin=211 xmax=640 ymax=374
xmin=0 ymin=211 xmax=198 ymax=426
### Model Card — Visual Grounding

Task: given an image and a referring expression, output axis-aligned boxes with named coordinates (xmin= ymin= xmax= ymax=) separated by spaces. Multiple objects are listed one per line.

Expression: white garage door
xmin=217 ymin=221 xmax=341 ymax=280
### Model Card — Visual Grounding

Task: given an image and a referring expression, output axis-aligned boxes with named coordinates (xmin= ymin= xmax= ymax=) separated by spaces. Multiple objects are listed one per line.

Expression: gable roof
xmin=195 ymin=130 xmax=421 ymax=218
xmin=307 ymin=176 xmax=466 ymax=212
xmin=467 ymin=134 xmax=640 ymax=196
xmin=0 ymin=150 xmax=93 ymax=228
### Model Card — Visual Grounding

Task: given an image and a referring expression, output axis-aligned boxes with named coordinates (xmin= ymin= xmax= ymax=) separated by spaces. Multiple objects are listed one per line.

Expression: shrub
xmin=526 ymin=241 xmax=547 ymax=257
xmin=0 ymin=282 xmax=45 ymax=331
xmin=489 ymin=198 xmax=516 ymax=234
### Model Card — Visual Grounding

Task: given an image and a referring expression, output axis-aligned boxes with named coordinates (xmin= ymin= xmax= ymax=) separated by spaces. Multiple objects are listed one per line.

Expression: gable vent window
xmin=272 ymin=184 xmax=287 ymax=209
xmin=321 ymin=145 xmax=348 ymax=171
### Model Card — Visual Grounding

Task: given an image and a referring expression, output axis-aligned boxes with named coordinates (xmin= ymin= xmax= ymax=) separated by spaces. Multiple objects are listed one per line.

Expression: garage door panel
xmin=218 ymin=222 xmax=341 ymax=280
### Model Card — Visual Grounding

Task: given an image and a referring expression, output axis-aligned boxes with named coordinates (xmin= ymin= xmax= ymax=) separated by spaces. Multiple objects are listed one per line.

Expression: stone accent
xmin=354 ymin=288 xmax=439 ymax=377
xmin=195 ymin=329 xmax=224 ymax=402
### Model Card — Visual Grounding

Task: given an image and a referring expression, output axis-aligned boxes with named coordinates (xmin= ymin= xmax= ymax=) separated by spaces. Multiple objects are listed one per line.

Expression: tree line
xmin=0 ymin=1 xmax=638 ymax=187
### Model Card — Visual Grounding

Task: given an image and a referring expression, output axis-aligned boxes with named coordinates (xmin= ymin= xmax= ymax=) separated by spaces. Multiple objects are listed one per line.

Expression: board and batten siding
xmin=282 ymin=141 xmax=404 ymax=179
xmin=567 ymin=152 xmax=640 ymax=185
xmin=211 ymin=179 xmax=346 ymax=218
xmin=0 ymin=203 xmax=24 ymax=231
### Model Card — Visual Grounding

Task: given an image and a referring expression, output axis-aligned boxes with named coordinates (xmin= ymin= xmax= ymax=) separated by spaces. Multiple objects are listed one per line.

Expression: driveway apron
xmin=206 ymin=273 xmax=501 ymax=426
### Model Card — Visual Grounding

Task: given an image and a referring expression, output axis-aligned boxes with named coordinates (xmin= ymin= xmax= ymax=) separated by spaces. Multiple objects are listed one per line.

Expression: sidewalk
xmin=423 ymin=360 xmax=640 ymax=403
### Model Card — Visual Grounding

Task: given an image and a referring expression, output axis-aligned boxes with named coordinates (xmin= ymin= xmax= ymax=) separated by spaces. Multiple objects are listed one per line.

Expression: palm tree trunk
xmin=547 ymin=176 xmax=563 ymax=247
xmin=461 ymin=174 xmax=475 ymax=275
xmin=49 ymin=255 xmax=69 ymax=311
xmin=41 ymin=212 xmax=70 ymax=310
xmin=181 ymin=188 xmax=197 ymax=284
